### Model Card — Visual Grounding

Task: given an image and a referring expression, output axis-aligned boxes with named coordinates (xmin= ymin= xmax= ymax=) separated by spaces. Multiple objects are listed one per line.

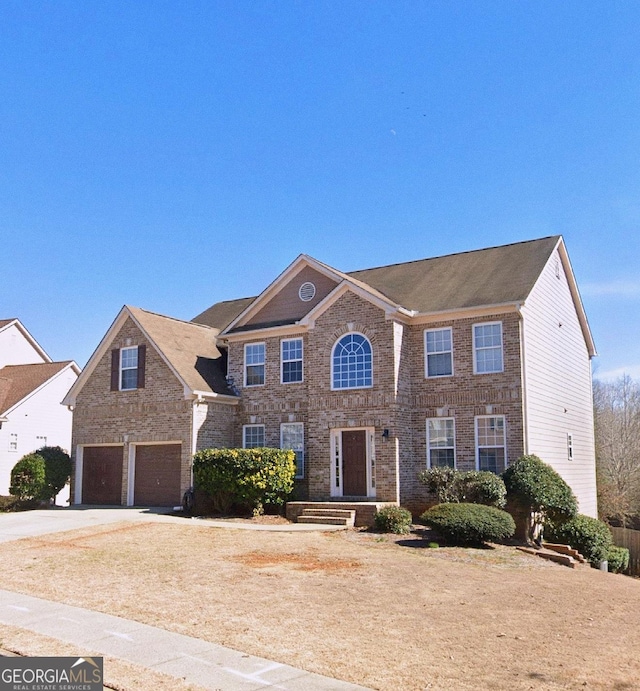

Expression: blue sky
xmin=1 ymin=1 xmax=639 ymax=379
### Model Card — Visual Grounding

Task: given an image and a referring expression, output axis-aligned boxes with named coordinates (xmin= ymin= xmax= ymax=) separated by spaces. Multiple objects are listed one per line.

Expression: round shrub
xmin=607 ymin=546 xmax=630 ymax=574
xmin=420 ymin=503 xmax=516 ymax=546
xmin=9 ymin=454 xmax=46 ymax=502
xmin=374 ymin=506 xmax=412 ymax=534
xmin=546 ymin=514 xmax=613 ymax=567
xmin=418 ymin=467 xmax=506 ymax=507
xmin=36 ymin=446 xmax=72 ymax=503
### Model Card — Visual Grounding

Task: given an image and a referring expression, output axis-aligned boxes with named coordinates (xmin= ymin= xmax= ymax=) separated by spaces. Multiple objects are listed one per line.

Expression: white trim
xmin=281 ymin=337 xmax=304 ymax=385
xmin=119 ymin=346 xmax=139 ymax=391
xmin=329 ymin=427 xmax=376 ymax=498
xmin=74 ymin=442 xmax=123 ymax=505
xmin=331 ymin=332 xmax=373 ymax=391
xmin=410 ymin=302 xmax=520 ymax=325
xmin=127 ymin=440 xmax=183 ymax=507
xmin=243 ymin=424 xmax=265 ymax=448
xmin=426 ymin=417 xmax=456 ymax=468
xmin=474 ymin=415 xmax=507 ymax=473
xmin=424 ymin=327 xmax=454 ymax=378
xmin=280 ymin=422 xmax=304 ymax=478
xmin=472 ymin=321 xmax=504 ymax=374
xmin=243 ymin=342 xmax=266 ymax=387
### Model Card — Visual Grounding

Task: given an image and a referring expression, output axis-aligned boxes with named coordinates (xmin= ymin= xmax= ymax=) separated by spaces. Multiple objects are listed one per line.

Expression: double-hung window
xmin=332 ymin=333 xmax=372 ymax=389
xmin=243 ymin=424 xmax=265 ymax=448
xmin=425 ymin=328 xmax=453 ymax=377
xmin=244 ymin=343 xmax=265 ymax=386
xmin=427 ymin=418 xmax=455 ymax=468
xmin=281 ymin=422 xmax=304 ymax=478
xmin=475 ymin=416 xmax=506 ymax=474
xmin=120 ymin=347 xmax=139 ymax=390
xmin=473 ymin=322 xmax=503 ymax=374
xmin=281 ymin=338 xmax=303 ymax=383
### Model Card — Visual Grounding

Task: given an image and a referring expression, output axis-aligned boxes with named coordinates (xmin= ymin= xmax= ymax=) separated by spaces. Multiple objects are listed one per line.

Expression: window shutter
xmin=137 ymin=344 xmax=146 ymax=389
xmin=110 ymin=349 xmax=120 ymax=391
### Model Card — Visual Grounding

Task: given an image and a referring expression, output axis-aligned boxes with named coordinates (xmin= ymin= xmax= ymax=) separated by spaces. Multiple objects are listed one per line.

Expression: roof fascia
xmin=220 ymin=254 xmax=349 ymax=335
xmin=3 ymin=362 xmax=78 ymax=417
xmin=554 ymin=238 xmax=597 ymax=357
xmin=1 ymin=319 xmax=52 ymax=363
xmin=220 ymin=323 xmax=308 ymax=343
xmin=190 ymin=390 xmax=240 ymax=405
xmin=410 ymin=303 xmax=521 ymax=325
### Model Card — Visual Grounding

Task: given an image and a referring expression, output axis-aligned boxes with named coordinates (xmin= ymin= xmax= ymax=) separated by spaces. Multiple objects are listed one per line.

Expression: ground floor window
xmin=243 ymin=424 xmax=265 ymax=448
xmin=475 ymin=416 xmax=506 ymax=473
xmin=281 ymin=422 xmax=304 ymax=478
xmin=427 ymin=418 xmax=455 ymax=468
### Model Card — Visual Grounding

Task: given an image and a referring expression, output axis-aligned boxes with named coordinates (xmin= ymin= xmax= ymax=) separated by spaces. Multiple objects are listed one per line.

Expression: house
xmin=0 ymin=319 xmax=80 ymax=502
xmin=64 ymin=236 xmax=598 ymax=518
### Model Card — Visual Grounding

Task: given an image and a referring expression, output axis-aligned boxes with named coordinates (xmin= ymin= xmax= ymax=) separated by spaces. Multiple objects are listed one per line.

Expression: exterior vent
xmin=299 ymin=282 xmax=316 ymax=302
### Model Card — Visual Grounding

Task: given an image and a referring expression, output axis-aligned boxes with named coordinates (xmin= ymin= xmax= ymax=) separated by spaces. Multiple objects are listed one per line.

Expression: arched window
xmin=332 ymin=333 xmax=372 ymax=389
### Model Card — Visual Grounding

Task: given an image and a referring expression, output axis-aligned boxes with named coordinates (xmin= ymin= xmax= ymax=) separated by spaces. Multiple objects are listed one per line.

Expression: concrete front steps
xmin=286 ymin=501 xmax=397 ymax=528
xmin=517 ymin=542 xmax=589 ymax=569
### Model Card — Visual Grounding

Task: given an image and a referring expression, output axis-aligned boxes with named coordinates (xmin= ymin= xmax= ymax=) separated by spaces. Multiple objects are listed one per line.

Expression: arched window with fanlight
xmin=332 ymin=333 xmax=373 ymax=389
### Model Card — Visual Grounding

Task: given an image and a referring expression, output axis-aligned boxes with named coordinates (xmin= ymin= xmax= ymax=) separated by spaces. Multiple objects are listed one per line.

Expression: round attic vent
xmin=299 ymin=281 xmax=316 ymax=302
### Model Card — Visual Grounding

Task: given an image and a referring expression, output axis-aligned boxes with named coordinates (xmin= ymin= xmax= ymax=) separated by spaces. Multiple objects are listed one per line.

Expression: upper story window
xmin=425 ymin=328 xmax=453 ymax=377
xmin=244 ymin=343 xmax=265 ymax=386
xmin=281 ymin=338 xmax=303 ymax=384
xmin=427 ymin=418 xmax=455 ymax=468
xmin=281 ymin=422 xmax=304 ymax=478
xmin=8 ymin=433 xmax=17 ymax=452
xmin=111 ymin=345 xmax=146 ymax=391
xmin=332 ymin=333 xmax=372 ymax=390
xmin=475 ymin=415 xmax=506 ymax=474
xmin=243 ymin=424 xmax=265 ymax=448
xmin=473 ymin=322 xmax=503 ymax=374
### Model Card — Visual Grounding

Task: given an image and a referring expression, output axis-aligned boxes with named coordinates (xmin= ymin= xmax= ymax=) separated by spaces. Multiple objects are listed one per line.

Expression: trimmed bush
xmin=546 ymin=514 xmax=613 ymax=567
xmin=9 ymin=454 xmax=46 ymax=502
xmin=193 ymin=447 xmax=296 ymax=514
xmin=420 ymin=503 xmax=516 ymax=546
xmin=502 ymin=455 xmax=578 ymax=544
xmin=418 ymin=467 xmax=507 ymax=508
xmin=36 ymin=446 xmax=72 ymax=503
xmin=607 ymin=545 xmax=630 ymax=574
xmin=374 ymin=506 xmax=412 ymax=534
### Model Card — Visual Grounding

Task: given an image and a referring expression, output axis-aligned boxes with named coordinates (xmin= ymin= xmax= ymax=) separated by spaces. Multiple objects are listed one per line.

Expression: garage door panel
xmin=82 ymin=446 xmax=123 ymax=505
xmin=134 ymin=444 xmax=182 ymax=506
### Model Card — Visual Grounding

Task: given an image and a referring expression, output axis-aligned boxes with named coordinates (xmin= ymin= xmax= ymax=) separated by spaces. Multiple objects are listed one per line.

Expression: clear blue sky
xmin=2 ymin=1 xmax=639 ymax=379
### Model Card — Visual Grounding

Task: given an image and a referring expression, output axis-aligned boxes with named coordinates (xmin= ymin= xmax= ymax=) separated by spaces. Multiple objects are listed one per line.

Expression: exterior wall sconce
xmin=382 ymin=429 xmax=389 ymax=441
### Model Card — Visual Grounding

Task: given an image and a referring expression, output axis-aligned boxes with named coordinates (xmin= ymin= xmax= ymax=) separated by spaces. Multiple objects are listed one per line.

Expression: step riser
xmin=297 ymin=517 xmax=351 ymax=526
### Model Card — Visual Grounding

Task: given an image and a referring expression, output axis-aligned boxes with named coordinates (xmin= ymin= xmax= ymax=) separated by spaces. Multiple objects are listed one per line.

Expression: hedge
xmin=418 ymin=467 xmax=507 ymax=507
xmin=374 ymin=506 xmax=412 ymax=534
xmin=420 ymin=502 xmax=516 ymax=546
xmin=546 ymin=514 xmax=613 ymax=567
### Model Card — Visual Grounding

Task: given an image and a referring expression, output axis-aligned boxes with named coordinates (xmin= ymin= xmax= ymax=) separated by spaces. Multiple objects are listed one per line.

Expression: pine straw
xmin=0 ymin=520 xmax=638 ymax=691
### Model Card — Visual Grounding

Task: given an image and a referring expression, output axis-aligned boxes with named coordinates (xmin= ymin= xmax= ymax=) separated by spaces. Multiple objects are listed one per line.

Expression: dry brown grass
xmin=0 ymin=520 xmax=639 ymax=691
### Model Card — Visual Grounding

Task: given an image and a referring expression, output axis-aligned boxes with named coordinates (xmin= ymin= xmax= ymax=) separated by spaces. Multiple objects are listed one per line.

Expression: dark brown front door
xmin=342 ymin=430 xmax=367 ymax=496
xmin=134 ymin=444 xmax=182 ymax=506
xmin=82 ymin=446 xmax=123 ymax=505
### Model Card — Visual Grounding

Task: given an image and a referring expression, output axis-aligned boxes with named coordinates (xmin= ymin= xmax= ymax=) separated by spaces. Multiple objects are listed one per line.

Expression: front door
xmin=342 ymin=430 xmax=368 ymax=496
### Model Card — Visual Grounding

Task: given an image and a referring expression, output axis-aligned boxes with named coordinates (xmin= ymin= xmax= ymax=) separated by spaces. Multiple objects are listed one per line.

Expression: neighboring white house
xmin=0 ymin=319 xmax=79 ymax=504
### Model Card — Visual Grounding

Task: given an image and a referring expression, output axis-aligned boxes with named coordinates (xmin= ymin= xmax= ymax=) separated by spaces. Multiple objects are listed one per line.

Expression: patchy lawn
xmin=0 ymin=520 xmax=638 ymax=691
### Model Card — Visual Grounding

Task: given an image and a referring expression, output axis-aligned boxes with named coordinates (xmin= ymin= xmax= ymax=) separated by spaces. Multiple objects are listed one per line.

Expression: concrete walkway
xmin=0 ymin=507 xmax=365 ymax=690
xmin=0 ymin=590 xmax=369 ymax=690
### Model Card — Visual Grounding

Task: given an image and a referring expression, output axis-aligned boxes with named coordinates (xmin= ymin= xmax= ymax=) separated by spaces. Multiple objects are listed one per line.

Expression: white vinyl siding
xmin=520 ymin=247 xmax=597 ymax=517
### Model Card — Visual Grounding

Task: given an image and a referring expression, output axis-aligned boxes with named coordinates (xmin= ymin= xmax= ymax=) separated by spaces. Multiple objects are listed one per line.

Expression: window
xmin=332 ymin=333 xmax=372 ymax=389
xmin=281 ymin=338 xmax=303 ymax=383
xmin=473 ymin=322 xmax=503 ymax=374
xmin=567 ymin=433 xmax=574 ymax=461
xmin=425 ymin=328 xmax=453 ymax=377
xmin=8 ymin=433 xmax=17 ymax=452
xmin=111 ymin=345 xmax=146 ymax=391
xmin=427 ymin=418 xmax=455 ymax=467
xmin=244 ymin=343 xmax=265 ymax=386
xmin=475 ymin=416 xmax=506 ymax=474
xmin=281 ymin=423 xmax=304 ymax=478
xmin=243 ymin=425 xmax=265 ymax=448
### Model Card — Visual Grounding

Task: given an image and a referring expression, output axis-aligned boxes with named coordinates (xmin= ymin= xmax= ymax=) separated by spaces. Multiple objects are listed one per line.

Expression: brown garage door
xmin=82 ymin=446 xmax=123 ymax=505
xmin=134 ymin=444 xmax=182 ymax=506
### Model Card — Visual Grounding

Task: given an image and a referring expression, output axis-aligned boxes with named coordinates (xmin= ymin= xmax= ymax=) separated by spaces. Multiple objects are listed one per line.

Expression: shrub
xmin=502 ymin=455 xmax=578 ymax=544
xmin=420 ymin=503 xmax=516 ymax=546
xmin=418 ymin=467 xmax=507 ymax=508
xmin=374 ymin=506 xmax=412 ymax=534
xmin=193 ymin=447 xmax=296 ymax=514
xmin=9 ymin=454 xmax=46 ymax=502
xmin=546 ymin=514 xmax=613 ymax=567
xmin=35 ymin=446 xmax=72 ymax=503
xmin=607 ymin=545 xmax=630 ymax=574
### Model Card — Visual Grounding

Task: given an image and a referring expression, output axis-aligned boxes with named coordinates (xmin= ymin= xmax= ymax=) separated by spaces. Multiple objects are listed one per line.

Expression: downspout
xmin=516 ymin=304 xmax=529 ymax=457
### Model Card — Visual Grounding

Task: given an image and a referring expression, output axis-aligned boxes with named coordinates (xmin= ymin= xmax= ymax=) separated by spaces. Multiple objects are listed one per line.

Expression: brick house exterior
xmin=65 ymin=236 xmax=598 ymax=517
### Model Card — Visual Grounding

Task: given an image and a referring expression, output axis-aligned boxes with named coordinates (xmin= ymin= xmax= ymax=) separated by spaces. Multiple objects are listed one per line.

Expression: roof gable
xmin=0 ymin=361 xmax=76 ymax=416
xmin=0 ymin=318 xmax=52 ymax=366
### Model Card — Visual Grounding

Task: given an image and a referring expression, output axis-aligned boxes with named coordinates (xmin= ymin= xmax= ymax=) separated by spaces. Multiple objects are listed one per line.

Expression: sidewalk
xmin=0 ymin=589 xmax=370 ymax=691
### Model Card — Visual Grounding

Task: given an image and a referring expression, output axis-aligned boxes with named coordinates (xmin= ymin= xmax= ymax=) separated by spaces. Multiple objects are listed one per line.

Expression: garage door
xmin=134 ymin=444 xmax=182 ymax=506
xmin=82 ymin=446 xmax=123 ymax=505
